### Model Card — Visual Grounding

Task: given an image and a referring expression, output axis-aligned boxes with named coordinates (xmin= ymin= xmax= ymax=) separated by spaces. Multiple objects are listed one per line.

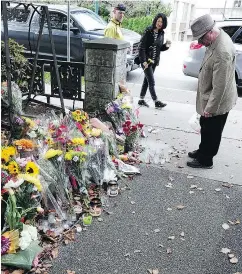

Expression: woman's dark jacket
xmin=138 ymin=26 xmax=168 ymax=66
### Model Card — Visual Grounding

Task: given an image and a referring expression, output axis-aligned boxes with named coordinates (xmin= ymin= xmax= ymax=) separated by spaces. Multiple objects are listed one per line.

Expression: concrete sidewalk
xmin=50 ymin=166 xmax=242 ymax=274
xmin=128 ymin=83 xmax=242 ymax=186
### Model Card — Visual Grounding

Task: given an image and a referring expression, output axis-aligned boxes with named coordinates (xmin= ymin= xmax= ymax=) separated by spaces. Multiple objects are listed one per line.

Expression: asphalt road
xmin=50 ymin=166 xmax=242 ymax=274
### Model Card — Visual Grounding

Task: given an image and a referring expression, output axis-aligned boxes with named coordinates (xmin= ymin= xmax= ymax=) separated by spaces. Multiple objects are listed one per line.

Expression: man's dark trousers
xmin=197 ymin=112 xmax=229 ymax=165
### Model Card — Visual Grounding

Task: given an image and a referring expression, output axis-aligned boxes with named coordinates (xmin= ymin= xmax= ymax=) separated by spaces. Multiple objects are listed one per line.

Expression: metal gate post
xmin=1 ymin=1 xmax=13 ymax=133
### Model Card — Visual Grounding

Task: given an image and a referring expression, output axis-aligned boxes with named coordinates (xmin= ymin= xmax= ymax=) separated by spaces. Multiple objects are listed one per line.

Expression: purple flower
xmin=14 ymin=116 xmax=24 ymax=125
xmin=1 ymin=236 xmax=10 ymax=255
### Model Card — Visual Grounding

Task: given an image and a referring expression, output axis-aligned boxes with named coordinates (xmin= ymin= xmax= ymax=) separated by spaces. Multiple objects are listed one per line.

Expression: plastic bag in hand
xmin=189 ymin=113 xmax=201 ymax=134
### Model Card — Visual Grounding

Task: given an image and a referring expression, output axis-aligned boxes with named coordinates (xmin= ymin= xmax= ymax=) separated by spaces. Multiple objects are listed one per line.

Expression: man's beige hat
xmin=191 ymin=14 xmax=215 ymax=40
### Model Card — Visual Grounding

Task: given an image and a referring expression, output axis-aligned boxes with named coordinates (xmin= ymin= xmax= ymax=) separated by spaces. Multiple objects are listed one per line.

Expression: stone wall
xmin=83 ymin=38 xmax=129 ymax=113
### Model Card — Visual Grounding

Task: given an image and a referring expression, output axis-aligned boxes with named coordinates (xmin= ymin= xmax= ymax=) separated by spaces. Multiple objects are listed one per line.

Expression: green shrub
xmin=122 ymin=16 xmax=154 ymax=35
xmin=1 ymin=38 xmax=30 ymax=87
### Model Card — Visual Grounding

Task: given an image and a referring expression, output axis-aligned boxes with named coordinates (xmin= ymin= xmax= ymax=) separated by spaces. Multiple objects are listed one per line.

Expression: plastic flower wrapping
xmin=1 ymin=84 xmax=143 ymax=270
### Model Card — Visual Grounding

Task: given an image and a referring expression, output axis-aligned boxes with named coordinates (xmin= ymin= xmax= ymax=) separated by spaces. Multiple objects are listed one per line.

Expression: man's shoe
xmin=155 ymin=101 xmax=167 ymax=108
xmin=138 ymin=99 xmax=149 ymax=107
xmin=187 ymin=159 xmax=213 ymax=169
xmin=188 ymin=150 xmax=199 ymax=159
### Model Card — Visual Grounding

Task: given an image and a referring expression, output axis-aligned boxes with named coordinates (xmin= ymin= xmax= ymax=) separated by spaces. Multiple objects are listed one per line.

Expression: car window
xmin=71 ymin=10 xmax=106 ymax=31
xmin=221 ymin=26 xmax=240 ymax=37
xmin=2 ymin=7 xmax=30 ymax=22
xmin=234 ymin=30 xmax=242 ymax=44
xmin=44 ymin=12 xmax=68 ymax=30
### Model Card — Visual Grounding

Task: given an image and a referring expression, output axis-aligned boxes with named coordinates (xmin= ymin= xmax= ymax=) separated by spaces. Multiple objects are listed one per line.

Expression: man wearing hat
xmin=104 ymin=3 xmax=126 ymax=40
xmin=187 ymin=14 xmax=238 ymax=169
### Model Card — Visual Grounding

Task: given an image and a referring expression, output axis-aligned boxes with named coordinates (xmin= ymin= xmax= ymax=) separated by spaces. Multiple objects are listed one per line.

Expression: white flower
xmin=57 ymin=156 xmax=63 ymax=162
xmin=27 ymin=131 xmax=37 ymax=138
xmin=19 ymin=224 xmax=38 ymax=250
xmin=73 ymin=156 xmax=79 ymax=162
xmin=3 ymin=178 xmax=24 ymax=189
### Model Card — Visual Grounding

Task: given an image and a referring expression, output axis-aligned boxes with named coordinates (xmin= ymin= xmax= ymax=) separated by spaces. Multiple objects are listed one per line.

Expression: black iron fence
xmin=23 ymin=59 xmax=85 ymax=104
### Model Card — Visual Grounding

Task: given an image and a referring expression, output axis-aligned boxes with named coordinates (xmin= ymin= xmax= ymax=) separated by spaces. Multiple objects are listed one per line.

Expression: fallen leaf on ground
xmin=167 ymin=208 xmax=172 ymax=211
xmin=180 ymin=232 xmax=185 ymax=237
xmin=189 ymin=191 xmax=194 ymax=194
xmin=222 ymin=223 xmax=230 ymax=230
xmin=130 ymin=201 xmax=135 ymax=204
xmin=215 ymin=188 xmax=221 ymax=192
xmin=165 ymin=183 xmax=173 ymax=188
xmin=228 ymin=219 xmax=240 ymax=225
xmin=228 ymin=253 xmax=235 ymax=258
xmin=197 ymin=187 xmax=203 ymax=191
xmin=168 ymin=236 xmax=175 ymax=240
xmin=97 ymin=218 xmax=103 ymax=222
xmin=220 ymin=248 xmax=231 ymax=254
xmin=230 ymin=257 xmax=238 ymax=264
xmin=176 ymin=205 xmax=185 ymax=210
xmin=169 ymin=176 xmax=174 ymax=182
xmin=166 ymin=247 xmax=172 ymax=254
xmin=190 ymin=185 xmax=198 ymax=189
xmin=51 ymin=247 xmax=59 ymax=259
xmin=222 ymin=183 xmax=233 ymax=188
xmin=187 ymin=175 xmax=194 ymax=179
xmin=154 ymin=229 xmax=160 ymax=233
xmin=134 ymin=250 xmax=141 ymax=253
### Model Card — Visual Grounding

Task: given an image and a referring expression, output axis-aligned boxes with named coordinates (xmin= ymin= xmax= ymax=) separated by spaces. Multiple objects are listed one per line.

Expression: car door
xmin=36 ymin=10 xmax=83 ymax=61
xmin=233 ymin=28 xmax=242 ymax=85
xmin=1 ymin=6 xmax=36 ymax=57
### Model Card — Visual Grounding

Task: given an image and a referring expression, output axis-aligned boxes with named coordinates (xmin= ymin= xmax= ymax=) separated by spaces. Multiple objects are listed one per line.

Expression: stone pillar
xmin=83 ymin=37 xmax=130 ymax=113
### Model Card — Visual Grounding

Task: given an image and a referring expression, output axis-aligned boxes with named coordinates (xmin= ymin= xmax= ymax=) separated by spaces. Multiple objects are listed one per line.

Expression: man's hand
xmin=143 ymin=62 xmax=149 ymax=70
xmin=203 ymin=111 xmax=212 ymax=118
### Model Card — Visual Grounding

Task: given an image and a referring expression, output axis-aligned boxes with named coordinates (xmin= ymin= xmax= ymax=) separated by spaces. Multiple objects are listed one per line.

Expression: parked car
xmin=1 ymin=3 xmax=141 ymax=72
xmin=183 ymin=20 xmax=242 ymax=92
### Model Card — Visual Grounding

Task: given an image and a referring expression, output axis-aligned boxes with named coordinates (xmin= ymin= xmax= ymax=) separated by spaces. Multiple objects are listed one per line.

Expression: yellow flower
xmin=25 ymin=161 xmax=39 ymax=176
xmin=23 ymin=117 xmax=36 ymax=128
xmin=8 ymin=161 xmax=19 ymax=175
xmin=1 ymin=146 xmax=16 ymax=163
xmin=71 ymin=138 xmax=85 ymax=146
xmin=44 ymin=149 xmax=63 ymax=159
xmin=75 ymin=110 xmax=81 ymax=115
xmin=65 ymin=152 xmax=72 ymax=161
xmin=1 ymin=164 xmax=8 ymax=170
xmin=1 ymin=150 xmax=10 ymax=163
xmin=18 ymin=174 xmax=42 ymax=191
xmin=91 ymin=128 xmax=102 ymax=137
xmin=46 ymin=137 xmax=54 ymax=146
xmin=2 ymin=230 xmax=20 ymax=254
xmin=6 ymin=146 xmax=16 ymax=157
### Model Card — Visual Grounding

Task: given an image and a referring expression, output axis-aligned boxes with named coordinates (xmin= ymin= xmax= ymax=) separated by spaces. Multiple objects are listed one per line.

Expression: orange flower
xmin=14 ymin=139 xmax=35 ymax=150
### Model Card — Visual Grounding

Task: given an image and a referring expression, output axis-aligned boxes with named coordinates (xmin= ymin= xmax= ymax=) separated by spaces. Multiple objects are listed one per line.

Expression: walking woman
xmin=138 ymin=13 xmax=171 ymax=108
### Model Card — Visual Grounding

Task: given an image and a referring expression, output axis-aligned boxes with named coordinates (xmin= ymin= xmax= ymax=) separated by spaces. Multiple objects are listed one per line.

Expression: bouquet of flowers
xmin=41 ymin=148 xmax=71 ymax=208
xmin=65 ymin=150 xmax=88 ymax=190
xmin=1 ymin=147 xmax=43 ymax=232
xmin=122 ymin=120 xmax=144 ymax=152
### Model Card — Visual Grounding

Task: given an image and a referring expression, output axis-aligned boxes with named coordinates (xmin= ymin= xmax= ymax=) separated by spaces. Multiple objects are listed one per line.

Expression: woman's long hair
xmin=152 ymin=13 xmax=168 ymax=31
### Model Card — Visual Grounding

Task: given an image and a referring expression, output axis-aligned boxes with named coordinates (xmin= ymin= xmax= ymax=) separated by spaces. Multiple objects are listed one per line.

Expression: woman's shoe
xmin=155 ymin=101 xmax=167 ymax=108
xmin=138 ymin=99 xmax=149 ymax=107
